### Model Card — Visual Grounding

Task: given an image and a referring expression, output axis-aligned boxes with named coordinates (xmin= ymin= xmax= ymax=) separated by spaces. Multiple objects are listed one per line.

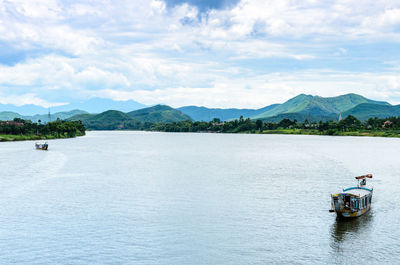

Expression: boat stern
xmin=331 ymin=194 xmax=343 ymax=216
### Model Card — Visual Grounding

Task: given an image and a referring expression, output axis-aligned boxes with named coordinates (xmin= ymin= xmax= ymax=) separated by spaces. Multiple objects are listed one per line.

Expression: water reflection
xmin=330 ymin=211 xmax=374 ymax=253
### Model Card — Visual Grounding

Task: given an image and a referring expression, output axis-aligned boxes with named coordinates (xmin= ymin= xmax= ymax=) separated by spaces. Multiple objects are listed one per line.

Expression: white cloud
xmin=1 ymin=0 xmax=400 ymax=108
xmin=8 ymin=0 xmax=62 ymax=20
xmin=200 ymin=0 xmax=400 ymax=40
xmin=84 ymin=70 xmax=400 ymax=108
xmin=0 ymin=93 xmax=67 ymax=108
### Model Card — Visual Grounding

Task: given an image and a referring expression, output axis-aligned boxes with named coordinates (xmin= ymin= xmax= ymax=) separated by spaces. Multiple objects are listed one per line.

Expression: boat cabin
xmin=331 ymin=174 xmax=373 ymax=218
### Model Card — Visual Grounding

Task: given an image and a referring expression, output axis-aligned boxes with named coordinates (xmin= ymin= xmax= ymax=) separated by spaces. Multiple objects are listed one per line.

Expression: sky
xmin=1 ymin=0 xmax=400 ymax=108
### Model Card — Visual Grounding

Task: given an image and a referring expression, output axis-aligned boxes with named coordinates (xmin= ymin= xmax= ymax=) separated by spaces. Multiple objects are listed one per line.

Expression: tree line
xmin=147 ymin=115 xmax=400 ymax=134
xmin=0 ymin=118 xmax=86 ymax=137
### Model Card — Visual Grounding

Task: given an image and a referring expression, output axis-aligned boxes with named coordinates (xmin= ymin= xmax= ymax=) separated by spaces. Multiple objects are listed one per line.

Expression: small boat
xmin=330 ymin=174 xmax=373 ymax=218
xmin=35 ymin=142 xmax=48 ymax=150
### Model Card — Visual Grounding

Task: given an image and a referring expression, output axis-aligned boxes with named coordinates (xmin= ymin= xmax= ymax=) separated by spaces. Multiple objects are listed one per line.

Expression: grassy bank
xmin=257 ymin=129 xmax=400 ymax=137
xmin=0 ymin=131 xmax=85 ymax=142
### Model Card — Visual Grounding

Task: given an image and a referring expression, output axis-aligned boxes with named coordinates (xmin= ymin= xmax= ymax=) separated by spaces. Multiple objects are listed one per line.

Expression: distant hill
xmin=0 ymin=103 xmax=51 ymax=116
xmin=31 ymin=110 xmax=89 ymax=123
xmin=343 ymin=103 xmax=400 ymax=120
xmin=252 ymin=93 xmax=390 ymax=120
xmin=0 ymin=98 xmax=146 ymax=115
xmin=178 ymin=104 xmax=279 ymax=122
xmin=0 ymin=109 xmax=88 ymax=122
xmin=56 ymin=98 xmax=146 ymax=113
xmin=260 ymin=113 xmax=338 ymax=123
xmin=67 ymin=110 xmax=137 ymax=130
xmin=178 ymin=93 xmax=391 ymax=122
xmin=85 ymin=110 xmax=132 ymax=122
xmin=0 ymin=111 xmax=24 ymax=121
xmin=68 ymin=105 xmax=192 ymax=130
xmin=127 ymin=105 xmax=192 ymax=123
xmin=3 ymin=94 xmax=399 ymax=126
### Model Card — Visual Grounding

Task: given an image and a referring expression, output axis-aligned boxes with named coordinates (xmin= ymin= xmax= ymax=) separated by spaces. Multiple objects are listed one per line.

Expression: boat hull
xmin=35 ymin=143 xmax=48 ymax=150
xmin=331 ymin=187 xmax=373 ymax=218
xmin=335 ymin=205 xmax=371 ymax=218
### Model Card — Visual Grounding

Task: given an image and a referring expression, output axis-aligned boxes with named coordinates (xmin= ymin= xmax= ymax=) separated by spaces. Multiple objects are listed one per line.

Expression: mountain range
xmin=342 ymin=103 xmax=400 ymax=121
xmin=251 ymin=93 xmax=392 ymax=122
xmin=177 ymin=105 xmax=279 ymax=122
xmin=2 ymin=94 xmax=400 ymax=127
xmin=177 ymin=93 xmax=396 ymax=122
xmin=0 ymin=109 xmax=88 ymax=123
xmin=0 ymin=98 xmax=145 ymax=115
xmin=66 ymin=105 xmax=191 ymax=130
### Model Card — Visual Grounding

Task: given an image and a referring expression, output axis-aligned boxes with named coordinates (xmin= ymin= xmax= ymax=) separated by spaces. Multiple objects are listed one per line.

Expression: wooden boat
xmin=35 ymin=142 xmax=48 ymax=150
xmin=330 ymin=174 xmax=373 ymax=218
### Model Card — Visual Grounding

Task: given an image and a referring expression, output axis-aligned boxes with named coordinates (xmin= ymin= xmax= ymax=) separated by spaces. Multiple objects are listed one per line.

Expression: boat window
xmin=344 ymin=195 xmax=351 ymax=208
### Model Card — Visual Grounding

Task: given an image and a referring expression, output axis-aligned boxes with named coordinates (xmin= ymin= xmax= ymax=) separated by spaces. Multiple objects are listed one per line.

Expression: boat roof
xmin=355 ymin=174 xmax=373 ymax=179
xmin=342 ymin=187 xmax=372 ymax=197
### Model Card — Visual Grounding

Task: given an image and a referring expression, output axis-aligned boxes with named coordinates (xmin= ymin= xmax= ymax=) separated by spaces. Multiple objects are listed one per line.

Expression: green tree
xmin=256 ymin=120 xmax=263 ymax=131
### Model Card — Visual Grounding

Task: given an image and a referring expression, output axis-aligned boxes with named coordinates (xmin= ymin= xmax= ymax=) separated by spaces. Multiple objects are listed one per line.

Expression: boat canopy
xmin=355 ymin=174 xmax=373 ymax=180
xmin=342 ymin=187 xmax=372 ymax=197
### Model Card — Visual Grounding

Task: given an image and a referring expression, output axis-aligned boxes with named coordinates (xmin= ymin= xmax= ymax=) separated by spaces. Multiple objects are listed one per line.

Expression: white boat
xmin=330 ymin=174 xmax=373 ymax=218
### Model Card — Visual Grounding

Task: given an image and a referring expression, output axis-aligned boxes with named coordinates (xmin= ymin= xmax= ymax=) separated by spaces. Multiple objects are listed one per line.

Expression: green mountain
xmin=0 ymin=109 xmax=88 ymax=122
xmin=84 ymin=110 xmax=131 ymax=123
xmin=178 ymin=104 xmax=279 ymax=122
xmin=252 ymin=93 xmax=390 ymax=120
xmin=0 ymin=111 xmax=24 ymax=121
xmin=66 ymin=113 xmax=94 ymax=121
xmin=343 ymin=103 xmax=400 ymax=120
xmin=68 ymin=105 xmax=192 ymax=130
xmin=261 ymin=113 xmax=338 ymax=123
xmin=127 ymin=105 xmax=192 ymax=123
xmin=67 ymin=110 xmax=136 ymax=130
xmin=31 ymin=110 xmax=89 ymax=123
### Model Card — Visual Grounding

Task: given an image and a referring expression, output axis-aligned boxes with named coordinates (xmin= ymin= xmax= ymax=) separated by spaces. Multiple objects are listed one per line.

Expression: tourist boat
xmin=330 ymin=174 xmax=373 ymax=218
xmin=35 ymin=142 xmax=48 ymax=150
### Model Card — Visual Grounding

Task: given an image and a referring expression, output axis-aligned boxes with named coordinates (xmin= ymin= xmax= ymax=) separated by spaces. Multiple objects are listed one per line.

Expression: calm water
xmin=1 ymin=131 xmax=400 ymax=264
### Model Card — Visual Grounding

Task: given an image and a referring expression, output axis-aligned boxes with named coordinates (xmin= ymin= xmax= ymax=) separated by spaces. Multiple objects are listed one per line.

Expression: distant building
xmin=382 ymin=120 xmax=393 ymax=128
xmin=1 ymin=121 xmax=24 ymax=126
xmin=338 ymin=113 xmax=342 ymax=121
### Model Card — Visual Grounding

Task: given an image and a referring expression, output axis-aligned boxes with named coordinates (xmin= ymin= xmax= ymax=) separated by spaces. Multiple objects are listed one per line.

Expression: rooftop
xmin=342 ymin=187 xmax=372 ymax=197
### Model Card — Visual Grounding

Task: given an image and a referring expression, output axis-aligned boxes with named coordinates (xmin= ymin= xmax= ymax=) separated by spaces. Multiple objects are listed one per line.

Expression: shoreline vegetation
xmin=76 ymin=114 xmax=400 ymax=138
xmin=3 ymin=114 xmax=400 ymax=140
xmin=146 ymin=115 xmax=400 ymax=138
xmin=0 ymin=118 xmax=86 ymax=142
xmin=251 ymin=129 xmax=400 ymax=137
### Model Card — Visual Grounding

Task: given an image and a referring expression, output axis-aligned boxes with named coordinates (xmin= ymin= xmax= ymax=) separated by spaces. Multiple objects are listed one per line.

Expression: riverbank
xmin=85 ymin=129 xmax=400 ymax=138
xmin=257 ymin=129 xmax=400 ymax=137
xmin=0 ymin=132 xmax=85 ymax=142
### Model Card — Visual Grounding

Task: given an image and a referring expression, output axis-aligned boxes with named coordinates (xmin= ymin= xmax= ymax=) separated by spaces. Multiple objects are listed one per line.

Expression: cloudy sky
xmin=1 ymin=0 xmax=400 ymax=108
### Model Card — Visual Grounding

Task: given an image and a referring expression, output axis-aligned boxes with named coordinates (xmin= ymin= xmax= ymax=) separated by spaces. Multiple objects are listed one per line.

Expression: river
xmin=1 ymin=131 xmax=399 ymax=264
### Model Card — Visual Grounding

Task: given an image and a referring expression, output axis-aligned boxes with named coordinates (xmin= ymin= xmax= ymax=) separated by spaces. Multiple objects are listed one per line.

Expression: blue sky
xmin=1 ymin=0 xmax=400 ymax=108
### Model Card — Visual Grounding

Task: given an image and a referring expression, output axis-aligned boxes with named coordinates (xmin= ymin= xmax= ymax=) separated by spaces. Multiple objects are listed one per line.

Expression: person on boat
xmin=360 ymin=178 xmax=366 ymax=186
